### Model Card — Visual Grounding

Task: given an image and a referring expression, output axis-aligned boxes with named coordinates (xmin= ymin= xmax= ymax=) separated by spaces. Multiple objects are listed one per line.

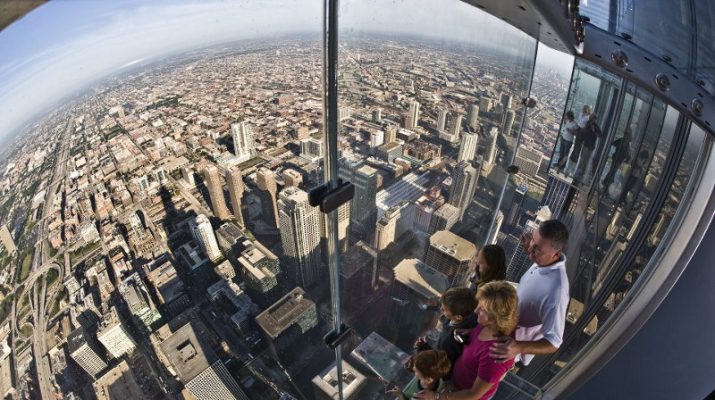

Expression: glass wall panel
xmin=333 ymin=0 xmax=538 ymax=397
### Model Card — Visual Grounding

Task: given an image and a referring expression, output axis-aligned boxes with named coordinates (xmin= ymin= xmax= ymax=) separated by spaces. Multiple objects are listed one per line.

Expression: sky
xmin=0 ymin=0 xmax=573 ymax=143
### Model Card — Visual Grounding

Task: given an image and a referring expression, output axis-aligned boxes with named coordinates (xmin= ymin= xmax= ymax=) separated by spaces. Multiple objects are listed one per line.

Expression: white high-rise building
xmin=370 ymin=130 xmax=385 ymax=148
xmin=467 ymin=104 xmax=480 ymax=130
xmin=485 ymin=126 xmax=499 ymax=166
xmin=68 ymin=327 xmax=108 ymax=378
xmin=278 ymin=187 xmax=322 ymax=287
xmin=300 ymin=137 xmax=324 ymax=163
xmin=450 ymin=113 xmax=463 ymax=136
xmin=190 ymin=214 xmax=222 ymax=262
xmin=457 ymin=132 xmax=479 ymax=162
xmin=448 ymin=161 xmax=479 ymax=221
xmin=231 ymin=121 xmax=256 ymax=163
xmin=97 ymin=308 xmax=136 ymax=359
xmin=404 ymin=101 xmax=420 ymax=129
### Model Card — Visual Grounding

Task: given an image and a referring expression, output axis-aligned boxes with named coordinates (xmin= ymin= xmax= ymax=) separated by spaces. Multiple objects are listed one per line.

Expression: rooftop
xmin=350 ymin=332 xmax=410 ymax=383
xmin=393 ymin=258 xmax=448 ymax=300
xmin=311 ymin=361 xmax=367 ymax=400
xmin=159 ymin=320 xmax=217 ymax=383
xmin=93 ymin=360 xmax=146 ymax=400
xmin=255 ymin=287 xmax=315 ymax=339
xmin=429 ymin=230 xmax=477 ymax=261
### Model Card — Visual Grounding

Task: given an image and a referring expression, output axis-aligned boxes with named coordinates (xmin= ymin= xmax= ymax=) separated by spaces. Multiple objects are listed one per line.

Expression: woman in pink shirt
xmin=414 ymin=281 xmax=518 ymax=400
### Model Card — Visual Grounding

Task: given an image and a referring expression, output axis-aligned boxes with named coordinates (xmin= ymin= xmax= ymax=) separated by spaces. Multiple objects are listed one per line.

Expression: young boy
xmin=389 ymin=350 xmax=451 ymax=399
xmin=415 ymin=287 xmax=477 ymax=372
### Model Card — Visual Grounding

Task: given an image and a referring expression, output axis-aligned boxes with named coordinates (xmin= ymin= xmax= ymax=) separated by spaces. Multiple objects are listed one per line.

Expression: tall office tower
xmin=384 ymin=125 xmax=397 ymax=144
xmin=282 ymin=169 xmax=303 ymax=188
xmin=372 ymin=108 xmax=382 ymax=124
xmin=68 ymin=326 xmax=108 ymax=378
xmin=503 ymin=109 xmax=516 ymax=137
xmin=119 ymin=273 xmax=162 ymax=332
xmin=404 ymin=100 xmax=420 ymax=129
xmin=448 ymin=161 xmax=479 ymax=221
xmin=256 ymin=167 xmax=280 ymax=229
xmin=425 ymin=230 xmax=477 ymax=287
xmin=226 ymin=166 xmax=245 ymax=226
xmin=450 ymin=113 xmax=463 ymax=136
xmin=506 ymin=183 xmax=528 ymax=228
xmin=507 ymin=206 xmax=553 ymax=281
xmin=340 ymin=241 xmax=378 ymax=312
xmin=231 ymin=121 xmax=256 ymax=163
xmin=202 ymin=164 xmax=231 ymax=221
xmin=351 ymin=165 xmax=379 ymax=236
xmin=437 ymin=108 xmax=448 ymax=132
xmin=93 ymin=360 xmax=151 ymax=400
xmin=370 ymin=130 xmax=385 ymax=148
xmin=159 ymin=320 xmax=249 ymax=400
xmin=541 ymin=173 xmax=576 ymax=220
xmin=392 ymin=259 xmax=449 ymax=343
xmin=0 ymin=225 xmax=16 ymax=254
xmin=428 ymin=203 xmax=460 ymax=234
xmin=485 ymin=126 xmax=499 ymax=166
xmin=515 ymin=147 xmax=544 ymax=176
xmin=467 ymin=104 xmax=480 ymax=130
xmin=321 ymin=202 xmax=350 ymax=254
xmin=479 ymin=97 xmax=493 ymax=113
xmin=97 ymin=307 xmax=136 ymax=359
xmin=181 ymin=166 xmax=195 ymax=186
xmin=190 ymin=214 xmax=222 ymax=262
xmin=312 ymin=361 xmax=367 ymax=400
xmin=501 ymin=93 xmax=513 ymax=110
xmin=300 ymin=137 xmax=324 ymax=162
xmin=486 ymin=210 xmax=504 ymax=245
xmin=278 ymin=187 xmax=323 ymax=287
xmin=457 ymin=131 xmax=479 ymax=162
xmin=0 ymin=340 xmax=13 ymax=397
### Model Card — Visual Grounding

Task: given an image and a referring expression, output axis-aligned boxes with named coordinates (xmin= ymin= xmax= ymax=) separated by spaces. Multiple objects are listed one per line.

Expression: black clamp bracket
xmin=324 ymin=323 xmax=352 ymax=350
xmin=308 ymin=179 xmax=354 ymax=214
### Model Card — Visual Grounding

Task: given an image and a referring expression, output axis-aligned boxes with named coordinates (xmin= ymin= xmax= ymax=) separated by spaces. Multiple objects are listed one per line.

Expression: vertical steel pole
xmin=321 ymin=0 xmax=343 ymax=399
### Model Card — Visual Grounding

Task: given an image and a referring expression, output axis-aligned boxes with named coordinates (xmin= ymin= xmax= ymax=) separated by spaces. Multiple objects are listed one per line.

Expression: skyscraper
xmin=485 ymin=126 xmax=499 ymax=166
xmin=321 ymin=202 xmax=350 ymax=254
xmin=226 ymin=166 xmax=245 ymax=226
xmin=542 ymin=173 xmax=577 ymax=220
xmin=457 ymin=131 xmax=479 ymax=162
xmin=300 ymin=137 xmax=324 ymax=163
xmin=437 ymin=108 xmax=448 ymax=132
xmin=450 ymin=113 xmax=463 ymax=137
xmin=351 ymin=165 xmax=379 ymax=237
xmin=370 ymin=129 xmax=385 ymax=148
xmin=68 ymin=326 xmax=108 ymax=378
xmin=97 ymin=307 xmax=136 ymax=359
xmin=384 ymin=125 xmax=397 ymax=144
xmin=501 ymin=93 xmax=513 ymax=110
xmin=428 ymin=203 xmax=460 ymax=234
xmin=372 ymin=108 xmax=382 ymax=124
xmin=506 ymin=183 xmax=528 ymax=228
xmin=467 ymin=104 xmax=480 ymax=130
xmin=256 ymin=167 xmax=280 ymax=229
xmin=190 ymin=214 xmax=222 ymax=262
xmin=278 ymin=187 xmax=323 ymax=287
xmin=503 ymin=109 xmax=516 ymax=137
xmin=231 ymin=121 xmax=256 ymax=163
xmin=159 ymin=320 xmax=249 ymax=400
xmin=448 ymin=160 xmax=479 ymax=221
xmin=425 ymin=230 xmax=477 ymax=287
xmin=486 ymin=210 xmax=504 ymax=245
xmin=202 ymin=164 xmax=231 ymax=221
xmin=120 ymin=273 xmax=162 ymax=332
xmin=404 ymin=100 xmax=420 ymax=129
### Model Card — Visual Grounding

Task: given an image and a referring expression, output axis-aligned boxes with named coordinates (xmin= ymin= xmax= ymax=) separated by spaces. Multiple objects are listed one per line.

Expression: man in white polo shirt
xmin=490 ymin=220 xmax=570 ymax=366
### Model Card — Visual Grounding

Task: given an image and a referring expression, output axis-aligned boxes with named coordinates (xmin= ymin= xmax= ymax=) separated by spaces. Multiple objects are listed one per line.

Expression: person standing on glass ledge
xmin=555 ymin=110 xmax=577 ymax=173
xmin=489 ymin=220 xmax=570 ymax=368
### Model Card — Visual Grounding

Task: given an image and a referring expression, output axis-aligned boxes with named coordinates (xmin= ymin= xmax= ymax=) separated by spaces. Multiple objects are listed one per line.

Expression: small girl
xmin=389 ymin=350 xmax=451 ymax=399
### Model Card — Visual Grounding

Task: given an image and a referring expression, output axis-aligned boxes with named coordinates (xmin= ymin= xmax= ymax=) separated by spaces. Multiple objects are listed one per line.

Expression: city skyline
xmin=0 ymin=0 xmax=573 ymax=146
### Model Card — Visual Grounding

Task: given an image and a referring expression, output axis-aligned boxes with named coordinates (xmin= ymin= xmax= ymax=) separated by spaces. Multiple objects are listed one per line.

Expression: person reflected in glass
xmin=467 ymin=245 xmax=506 ymax=291
xmin=414 ymin=281 xmax=518 ymax=400
xmin=390 ymin=350 xmax=451 ymax=399
xmin=617 ymin=150 xmax=650 ymax=207
xmin=573 ymin=114 xmax=602 ymax=184
xmin=601 ymin=129 xmax=631 ymax=192
xmin=489 ymin=220 xmax=570 ymax=368
xmin=565 ymin=105 xmax=591 ymax=178
xmin=555 ymin=111 xmax=577 ymax=173
xmin=414 ymin=288 xmax=477 ymax=376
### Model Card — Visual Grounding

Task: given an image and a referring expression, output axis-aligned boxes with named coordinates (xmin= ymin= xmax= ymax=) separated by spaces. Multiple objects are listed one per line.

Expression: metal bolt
xmin=691 ymin=98 xmax=704 ymax=116
xmin=611 ymin=49 xmax=629 ymax=68
xmin=655 ymin=73 xmax=671 ymax=92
